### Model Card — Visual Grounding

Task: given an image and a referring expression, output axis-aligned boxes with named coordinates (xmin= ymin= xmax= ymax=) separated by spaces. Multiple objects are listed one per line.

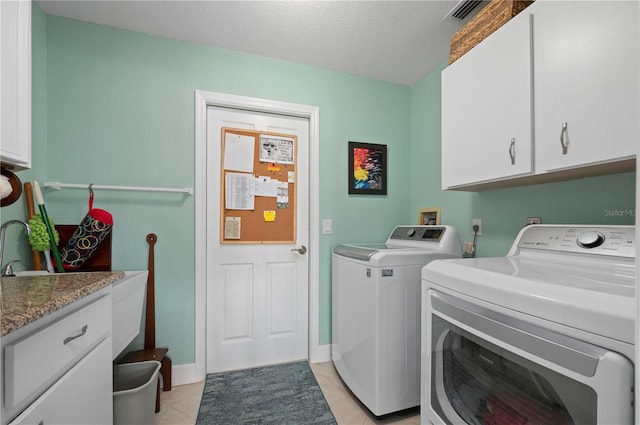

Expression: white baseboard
xmin=311 ymin=344 xmax=332 ymax=363
xmin=164 ymin=363 xmax=201 ymax=387
xmin=166 ymin=345 xmax=333 ymax=387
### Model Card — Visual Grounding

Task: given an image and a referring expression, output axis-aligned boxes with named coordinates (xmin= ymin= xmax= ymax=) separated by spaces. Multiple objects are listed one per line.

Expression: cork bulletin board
xmin=220 ymin=127 xmax=297 ymax=244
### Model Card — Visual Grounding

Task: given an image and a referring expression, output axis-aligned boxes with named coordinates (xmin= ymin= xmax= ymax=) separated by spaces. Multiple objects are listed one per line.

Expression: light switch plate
xmin=322 ymin=219 xmax=332 ymax=235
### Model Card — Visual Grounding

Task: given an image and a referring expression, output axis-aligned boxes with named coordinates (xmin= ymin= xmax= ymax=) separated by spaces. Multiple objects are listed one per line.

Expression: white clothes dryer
xmin=332 ymin=225 xmax=461 ymax=416
xmin=421 ymin=225 xmax=635 ymax=425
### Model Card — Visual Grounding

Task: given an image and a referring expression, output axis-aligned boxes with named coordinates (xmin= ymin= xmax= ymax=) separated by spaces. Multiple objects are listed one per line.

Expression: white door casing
xmin=194 ymin=91 xmax=320 ymax=380
xmin=206 ymin=108 xmax=308 ymax=372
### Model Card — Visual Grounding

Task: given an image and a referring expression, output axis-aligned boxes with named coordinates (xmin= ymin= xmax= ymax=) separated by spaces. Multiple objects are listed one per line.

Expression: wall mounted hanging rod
xmin=44 ymin=181 xmax=193 ymax=196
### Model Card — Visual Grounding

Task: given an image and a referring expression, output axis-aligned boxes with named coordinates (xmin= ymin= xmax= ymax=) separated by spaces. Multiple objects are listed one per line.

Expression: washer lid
xmin=332 ymin=225 xmax=462 ymax=262
xmin=422 ymin=255 xmax=636 ymax=344
xmin=333 ymin=243 xmax=423 ymax=261
xmin=333 ymin=243 xmax=389 ymax=261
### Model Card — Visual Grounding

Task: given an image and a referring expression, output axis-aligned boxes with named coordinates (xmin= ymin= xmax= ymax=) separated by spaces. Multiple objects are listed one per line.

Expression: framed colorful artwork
xmin=348 ymin=141 xmax=387 ymax=195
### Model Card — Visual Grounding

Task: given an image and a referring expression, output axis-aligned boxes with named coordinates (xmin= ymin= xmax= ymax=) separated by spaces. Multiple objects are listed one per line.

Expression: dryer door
xmin=424 ymin=291 xmax=633 ymax=425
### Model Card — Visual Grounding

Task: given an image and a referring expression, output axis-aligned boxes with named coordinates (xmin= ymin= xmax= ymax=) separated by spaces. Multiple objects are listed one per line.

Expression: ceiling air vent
xmin=444 ymin=0 xmax=485 ymax=21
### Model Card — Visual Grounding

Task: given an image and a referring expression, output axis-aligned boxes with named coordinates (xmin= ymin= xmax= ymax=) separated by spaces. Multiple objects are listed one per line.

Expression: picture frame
xmin=348 ymin=141 xmax=387 ymax=195
xmin=418 ymin=207 xmax=441 ymax=225
xmin=526 ymin=217 xmax=541 ymax=225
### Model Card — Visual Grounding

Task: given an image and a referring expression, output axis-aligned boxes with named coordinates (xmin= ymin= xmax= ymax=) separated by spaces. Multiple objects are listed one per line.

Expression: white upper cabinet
xmin=441 ymin=0 xmax=638 ymax=190
xmin=1 ymin=0 xmax=31 ymax=170
xmin=533 ymin=0 xmax=639 ymax=173
xmin=442 ymin=11 xmax=533 ymax=190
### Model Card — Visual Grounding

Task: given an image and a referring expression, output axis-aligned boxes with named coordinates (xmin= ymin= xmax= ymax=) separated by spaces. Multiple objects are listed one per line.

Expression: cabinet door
xmin=0 ymin=0 xmax=31 ymax=169
xmin=534 ymin=1 xmax=639 ymax=173
xmin=8 ymin=339 xmax=112 ymax=425
xmin=441 ymin=10 xmax=533 ymax=189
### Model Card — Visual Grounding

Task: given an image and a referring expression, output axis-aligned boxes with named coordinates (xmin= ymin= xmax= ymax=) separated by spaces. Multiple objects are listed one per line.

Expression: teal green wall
xmin=410 ymin=62 xmax=635 ymax=257
xmin=410 ymin=62 xmax=474 ymax=244
xmin=7 ymin=6 xmax=633 ymax=367
xmin=1 ymin=5 xmax=47 ymax=267
xmin=38 ymin=14 xmax=410 ymax=364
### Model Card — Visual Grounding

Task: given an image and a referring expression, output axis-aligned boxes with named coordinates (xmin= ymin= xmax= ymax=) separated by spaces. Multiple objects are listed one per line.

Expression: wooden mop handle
xmin=144 ymin=233 xmax=157 ymax=350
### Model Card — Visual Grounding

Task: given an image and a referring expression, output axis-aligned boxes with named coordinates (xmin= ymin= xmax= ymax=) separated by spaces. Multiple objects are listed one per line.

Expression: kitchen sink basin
xmin=12 ymin=270 xmax=52 ymax=277
xmin=112 ymin=270 xmax=148 ymax=359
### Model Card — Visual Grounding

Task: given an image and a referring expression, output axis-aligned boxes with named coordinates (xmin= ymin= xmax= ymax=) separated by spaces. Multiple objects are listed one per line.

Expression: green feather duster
xmin=28 ymin=215 xmax=60 ymax=251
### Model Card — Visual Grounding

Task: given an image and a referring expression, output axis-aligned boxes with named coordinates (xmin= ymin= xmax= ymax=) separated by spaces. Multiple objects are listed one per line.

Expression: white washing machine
xmin=332 ymin=225 xmax=461 ymax=416
xmin=421 ymin=224 xmax=636 ymax=425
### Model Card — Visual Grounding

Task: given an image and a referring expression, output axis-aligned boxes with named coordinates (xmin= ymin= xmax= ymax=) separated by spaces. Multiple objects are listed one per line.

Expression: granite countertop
xmin=0 ymin=271 xmax=125 ymax=337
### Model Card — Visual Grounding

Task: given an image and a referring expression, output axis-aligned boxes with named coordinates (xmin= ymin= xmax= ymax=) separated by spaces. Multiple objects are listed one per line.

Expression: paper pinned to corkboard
xmin=220 ymin=128 xmax=297 ymax=244
xmin=224 ymin=217 xmax=241 ymax=240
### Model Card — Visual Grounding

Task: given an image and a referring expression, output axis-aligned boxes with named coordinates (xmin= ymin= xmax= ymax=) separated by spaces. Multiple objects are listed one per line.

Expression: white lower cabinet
xmin=1 ymin=273 xmax=148 ymax=425
xmin=8 ymin=338 xmax=112 ymax=425
xmin=2 ymin=292 xmax=113 ymax=425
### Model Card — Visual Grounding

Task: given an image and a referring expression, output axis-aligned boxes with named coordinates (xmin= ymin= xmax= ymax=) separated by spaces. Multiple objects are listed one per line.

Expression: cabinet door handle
xmin=63 ymin=325 xmax=88 ymax=345
xmin=560 ymin=122 xmax=569 ymax=154
xmin=508 ymin=138 xmax=516 ymax=165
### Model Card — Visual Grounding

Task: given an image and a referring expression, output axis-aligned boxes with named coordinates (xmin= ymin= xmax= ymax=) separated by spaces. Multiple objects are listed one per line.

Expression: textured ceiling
xmin=37 ymin=1 xmax=481 ymax=85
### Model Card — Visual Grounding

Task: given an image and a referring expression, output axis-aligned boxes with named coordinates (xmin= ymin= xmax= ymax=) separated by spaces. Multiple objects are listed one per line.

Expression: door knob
xmin=291 ymin=246 xmax=307 ymax=255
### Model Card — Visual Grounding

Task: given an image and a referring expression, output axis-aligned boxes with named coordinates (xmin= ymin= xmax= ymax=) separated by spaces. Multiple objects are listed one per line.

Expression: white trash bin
xmin=113 ymin=360 xmax=161 ymax=425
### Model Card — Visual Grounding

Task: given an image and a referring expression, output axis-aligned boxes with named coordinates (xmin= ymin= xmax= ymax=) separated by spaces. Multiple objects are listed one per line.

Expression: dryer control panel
xmin=389 ymin=226 xmax=445 ymax=242
xmin=513 ymin=225 xmax=635 ymax=258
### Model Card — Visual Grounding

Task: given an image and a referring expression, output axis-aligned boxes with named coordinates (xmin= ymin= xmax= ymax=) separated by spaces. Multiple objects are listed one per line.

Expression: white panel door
xmin=206 ymin=106 xmax=309 ymax=373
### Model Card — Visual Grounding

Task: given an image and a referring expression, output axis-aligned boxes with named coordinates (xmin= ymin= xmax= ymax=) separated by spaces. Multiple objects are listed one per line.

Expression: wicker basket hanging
xmin=449 ymin=0 xmax=535 ymax=64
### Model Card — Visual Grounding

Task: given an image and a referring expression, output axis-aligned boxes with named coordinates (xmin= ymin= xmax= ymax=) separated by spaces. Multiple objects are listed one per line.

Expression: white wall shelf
xmin=44 ymin=182 xmax=193 ymax=196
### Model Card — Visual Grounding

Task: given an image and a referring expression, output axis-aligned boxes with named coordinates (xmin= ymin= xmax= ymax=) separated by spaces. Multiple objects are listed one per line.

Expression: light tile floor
xmin=152 ymin=379 xmax=205 ymax=425
xmin=152 ymin=361 xmax=421 ymax=425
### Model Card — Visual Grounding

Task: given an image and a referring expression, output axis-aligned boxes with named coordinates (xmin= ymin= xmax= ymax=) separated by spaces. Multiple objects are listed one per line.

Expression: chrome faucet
xmin=0 ymin=220 xmax=32 ymax=275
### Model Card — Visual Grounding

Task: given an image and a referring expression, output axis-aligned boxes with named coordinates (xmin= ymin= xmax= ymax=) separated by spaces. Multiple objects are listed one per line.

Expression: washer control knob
xmin=407 ymin=228 xmax=416 ymax=237
xmin=577 ymin=231 xmax=605 ymax=248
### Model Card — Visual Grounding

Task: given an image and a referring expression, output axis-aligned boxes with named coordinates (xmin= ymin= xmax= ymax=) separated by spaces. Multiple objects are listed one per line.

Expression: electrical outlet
xmin=472 ymin=218 xmax=483 ymax=235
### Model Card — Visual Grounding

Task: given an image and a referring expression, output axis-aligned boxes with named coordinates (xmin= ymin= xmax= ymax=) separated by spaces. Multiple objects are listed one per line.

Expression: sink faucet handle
xmin=3 ymin=259 xmax=20 ymax=276
xmin=0 ymin=220 xmax=31 ymax=274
